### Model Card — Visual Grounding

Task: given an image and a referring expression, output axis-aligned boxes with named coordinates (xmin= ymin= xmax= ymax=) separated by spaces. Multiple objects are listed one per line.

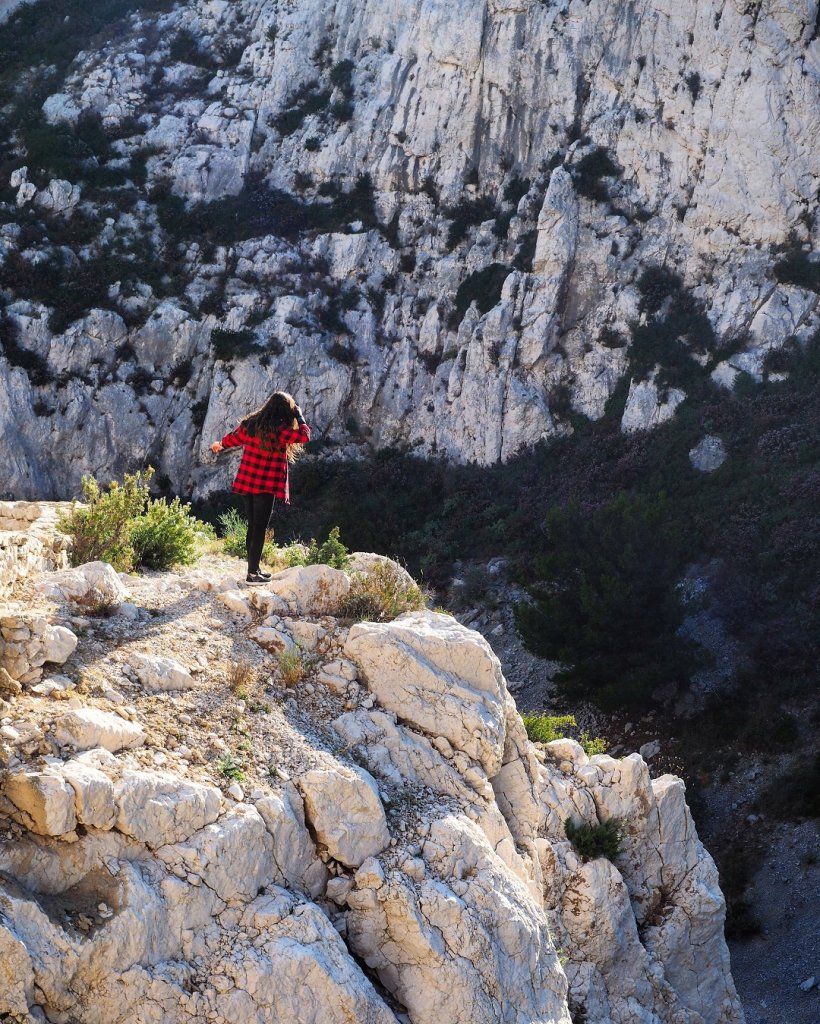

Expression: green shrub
xmin=773 ymin=249 xmax=820 ymax=293
xmin=129 ymin=496 xmax=199 ymax=569
xmin=218 ymin=508 xmax=248 ymax=557
xmin=329 ymin=59 xmax=354 ymax=93
xmin=59 ymin=467 xmax=201 ymax=571
xmin=565 ymin=817 xmax=623 ymax=861
xmin=286 ymin=525 xmax=351 ymax=569
xmin=210 ymin=327 xmax=261 ymax=361
xmin=521 ymin=713 xmax=608 ymax=754
xmin=522 ymin=713 xmax=576 ymax=744
xmin=277 ymin=647 xmax=309 ymax=687
xmin=274 ymin=81 xmax=331 ymax=136
xmin=514 ymin=494 xmax=703 ymax=707
xmin=339 ymin=561 xmax=426 ymax=622
xmin=217 ymin=755 xmax=244 ymax=781
xmin=59 ymin=471 xmax=151 ymax=571
xmin=579 ymin=732 xmax=608 ymax=756
xmin=445 ymin=195 xmax=496 ymax=249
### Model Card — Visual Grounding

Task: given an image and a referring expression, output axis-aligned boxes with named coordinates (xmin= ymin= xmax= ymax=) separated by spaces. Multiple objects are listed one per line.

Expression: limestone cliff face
xmin=0 ymin=506 xmax=744 ymax=1024
xmin=0 ymin=0 xmax=818 ymax=497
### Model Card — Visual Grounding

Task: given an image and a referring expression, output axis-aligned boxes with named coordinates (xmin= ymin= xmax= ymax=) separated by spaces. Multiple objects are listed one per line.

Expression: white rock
xmin=54 ymin=707 xmax=145 ymax=752
xmin=298 ymin=764 xmax=390 ymax=868
xmin=36 ymin=561 xmax=127 ymax=608
xmin=59 ymin=759 xmax=117 ymax=830
xmin=217 ymin=590 xmax=252 ymax=616
xmin=3 ymin=768 xmax=77 ymax=836
xmin=114 ymin=769 xmax=222 ymax=847
xmin=128 ymin=652 xmax=194 ymax=691
xmin=42 ymin=624 xmax=78 ymax=664
xmin=265 ymin=565 xmax=350 ymax=616
xmin=33 ymin=178 xmax=81 ymax=217
xmin=250 ymin=625 xmax=295 ymax=652
xmin=621 ymin=375 xmax=686 ymax=434
xmin=345 ymin=611 xmax=509 ymax=775
xmin=689 ymin=435 xmax=727 ymax=473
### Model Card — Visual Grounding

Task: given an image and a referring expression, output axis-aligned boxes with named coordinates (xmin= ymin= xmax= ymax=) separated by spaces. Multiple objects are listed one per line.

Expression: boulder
xmin=3 ymin=768 xmax=77 ymax=836
xmin=265 ymin=565 xmax=350 ymax=616
xmin=345 ymin=611 xmax=509 ymax=775
xmin=250 ymin=624 xmax=295 ymax=652
xmin=689 ymin=435 xmax=727 ymax=473
xmin=43 ymin=624 xmax=78 ymax=664
xmin=37 ymin=561 xmax=127 ymax=608
xmin=298 ymin=764 xmax=390 ymax=868
xmin=346 ymin=814 xmax=571 ymax=1024
xmin=128 ymin=652 xmax=195 ymax=691
xmin=158 ymin=804 xmax=275 ymax=902
xmin=255 ymin=783 xmax=327 ymax=897
xmin=114 ymin=769 xmax=223 ymax=847
xmin=53 ymin=707 xmax=145 ymax=752
xmin=217 ymin=590 xmax=252 ymax=616
xmin=59 ymin=758 xmax=117 ymax=830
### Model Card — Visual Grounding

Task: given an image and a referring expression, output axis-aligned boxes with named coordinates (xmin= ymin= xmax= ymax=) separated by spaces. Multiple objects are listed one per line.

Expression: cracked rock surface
xmin=0 ymin=505 xmax=744 ymax=1023
xmin=1 ymin=0 xmax=818 ymax=497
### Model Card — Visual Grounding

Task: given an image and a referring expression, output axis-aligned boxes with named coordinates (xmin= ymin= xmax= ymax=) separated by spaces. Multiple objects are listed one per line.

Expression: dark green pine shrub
xmin=573 ymin=146 xmax=623 ymax=202
xmin=514 ymin=493 xmax=703 ymax=707
xmin=565 ymin=817 xmax=623 ymax=862
xmin=452 ymin=263 xmax=512 ymax=325
xmin=210 ymin=327 xmax=260 ymax=361
xmin=445 ymin=195 xmax=497 ymax=249
xmin=773 ymin=249 xmax=820 ymax=293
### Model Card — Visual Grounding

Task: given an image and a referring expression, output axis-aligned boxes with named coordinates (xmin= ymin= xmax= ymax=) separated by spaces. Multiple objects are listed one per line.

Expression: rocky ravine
xmin=0 ymin=503 xmax=743 ymax=1024
xmin=1 ymin=0 xmax=819 ymax=498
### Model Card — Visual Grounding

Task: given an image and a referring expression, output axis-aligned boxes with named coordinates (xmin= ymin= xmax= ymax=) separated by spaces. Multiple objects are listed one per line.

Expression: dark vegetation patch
xmin=444 ymin=195 xmax=496 ymax=249
xmin=209 ymin=328 xmax=262 ymax=362
xmin=514 ymin=494 xmax=702 ymax=708
xmin=0 ymin=0 xmax=174 ymax=92
xmin=572 ymin=146 xmax=623 ymax=202
xmin=450 ymin=264 xmax=512 ymax=327
xmin=773 ymin=248 xmax=820 ymax=292
xmin=154 ymin=172 xmax=380 ymax=246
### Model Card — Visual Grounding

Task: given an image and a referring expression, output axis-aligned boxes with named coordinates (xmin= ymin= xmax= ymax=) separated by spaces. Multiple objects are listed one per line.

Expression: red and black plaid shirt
xmin=220 ymin=421 xmax=310 ymax=499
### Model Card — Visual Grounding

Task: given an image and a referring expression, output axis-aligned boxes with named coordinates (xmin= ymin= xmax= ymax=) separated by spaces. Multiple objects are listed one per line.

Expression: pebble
xmin=226 ymin=782 xmax=244 ymax=801
xmin=798 ymin=977 xmax=815 ymax=992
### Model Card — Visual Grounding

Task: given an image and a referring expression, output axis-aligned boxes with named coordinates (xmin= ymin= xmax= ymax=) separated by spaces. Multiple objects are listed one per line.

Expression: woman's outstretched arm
xmin=211 ymin=425 xmax=247 ymax=453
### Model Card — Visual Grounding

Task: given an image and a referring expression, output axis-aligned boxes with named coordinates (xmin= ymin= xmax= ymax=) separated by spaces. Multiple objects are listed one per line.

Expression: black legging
xmin=244 ymin=494 xmax=274 ymax=573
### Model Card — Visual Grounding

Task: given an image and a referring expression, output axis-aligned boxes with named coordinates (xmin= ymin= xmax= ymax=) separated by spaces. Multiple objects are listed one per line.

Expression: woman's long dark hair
xmin=240 ymin=391 xmax=304 ymax=462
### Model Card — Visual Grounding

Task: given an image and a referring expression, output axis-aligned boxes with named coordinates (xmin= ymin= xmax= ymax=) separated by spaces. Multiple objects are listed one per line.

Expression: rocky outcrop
xmin=0 ymin=512 xmax=744 ymax=1024
xmin=1 ymin=0 xmax=818 ymax=497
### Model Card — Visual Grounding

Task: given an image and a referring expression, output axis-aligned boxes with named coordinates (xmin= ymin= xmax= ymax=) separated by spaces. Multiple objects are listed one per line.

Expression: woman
xmin=211 ymin=391 xmax=310 ymax=584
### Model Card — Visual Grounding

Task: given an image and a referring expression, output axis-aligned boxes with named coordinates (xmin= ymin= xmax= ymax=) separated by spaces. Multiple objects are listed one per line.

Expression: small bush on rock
xmin=285 ymin=525 xmax=351 ymax=569
xmin=522 ymin=713 xmax=576 ymax=744
xmin=565 ymin=817 xmax=623 ymax=862
xmin=130 ymin=496 xmax=200 ymax=569
xmin=217 ymin=508 xmax=276 ymax=564
xmin=522 ymin=712 xmax=608 ymax=754
xmin=277 ymin=647 xmax=308 ymax=687
xmin=59 ymin=468 xmax=201 ymax=571
xmin=339 ymin=561 xmax=426 ymax=622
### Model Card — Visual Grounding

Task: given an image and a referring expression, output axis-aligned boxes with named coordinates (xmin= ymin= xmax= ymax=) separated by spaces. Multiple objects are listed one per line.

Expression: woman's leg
xmin=247 ymin=494 xmax=274 ymax=574
xmin=244 ymin=495 xmax=256 ymax=571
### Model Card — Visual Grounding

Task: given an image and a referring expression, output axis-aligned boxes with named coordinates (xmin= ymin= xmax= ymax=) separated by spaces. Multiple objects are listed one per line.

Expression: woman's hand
xmin=210 ymin=441 xmax=223 ymax=453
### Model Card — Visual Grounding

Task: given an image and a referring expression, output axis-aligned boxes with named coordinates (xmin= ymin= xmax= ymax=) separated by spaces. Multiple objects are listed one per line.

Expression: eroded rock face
xmin=0 ymin=0 xmax=817 ymax=498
